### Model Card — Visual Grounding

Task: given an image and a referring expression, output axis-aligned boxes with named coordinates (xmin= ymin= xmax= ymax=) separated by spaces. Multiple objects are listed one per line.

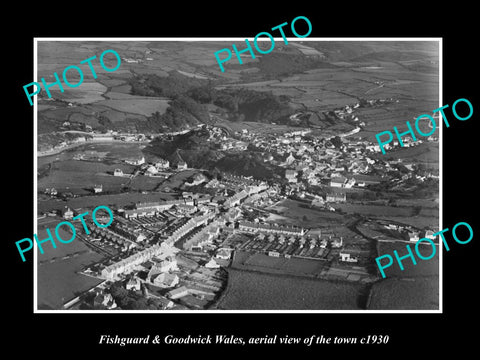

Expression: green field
xmin=157 ymin=169 xmax=199 ymax=191
xmin=217 ymin=268 xmax=367 ymax=310
xmin=376 ymin=241 xmax=440 ymax=278
xmin=47 ymin=82 xmax=107 ymax=104
xmin=367 ymin=276 xmax=439 ymax=310
xmin=95 ymin=98 xmax=170 ymax=117
xmin=38 ymin=160 xmax=136 ymax=194
xmin=270 ymin=199 xmax=344 ymax=227
xmin=334 ymin=203 xmax=413 ymax=217
xmin=36 ymin=226 xmax=105 ymax=309
xmin=37 ymin=142 xmax=173 ymax=213
xmin=232 ymin=251 xmax=327 ymax=276
xmin=334 ymin=202 xmax=438 ymax=229
xmin=37 ymin=191 xmax=176 ymax=214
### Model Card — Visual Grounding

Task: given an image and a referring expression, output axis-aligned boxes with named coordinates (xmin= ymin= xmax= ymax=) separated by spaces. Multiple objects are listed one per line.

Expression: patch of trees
xmin=146 ymin=95 xmax=211 ymax=132
xmin=214 ymin=152 xmax=283 ymax=180
xmin=330 ymin=136 xmax=343 ymax=148
xmin=97 ymin=114 xmax=112 ymax=127
xmin=183 ymin=85 xmax=293 ymax=124
xmin=146 ymin=128 xmax=213 ymax=157
xmin=130 ymin=71 xmax=295 ymax=132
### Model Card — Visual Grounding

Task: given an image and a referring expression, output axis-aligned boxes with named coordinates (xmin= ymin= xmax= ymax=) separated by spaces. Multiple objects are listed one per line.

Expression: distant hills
xmin=309 ymin=41 xmax=438 ymax=62
xmin=36 ymin=40 xmax=440 ymax=146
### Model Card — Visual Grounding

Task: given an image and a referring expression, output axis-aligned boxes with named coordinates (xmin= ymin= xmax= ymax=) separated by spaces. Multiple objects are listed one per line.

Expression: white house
xmin=167 ymin=286 xmax=190 ymax=300
xmin=146 ymin=165 xmax=158 ymax=175
xmin=125 ymin=277 xmax=141 ymax=291
xmin=409 ymin=232 xmax=420 ymax=242
xmin=114 ymin=169 xmax=124 ymax=177
xmin=148 ymin=256 xmax=178 ymax=278
xmin=285 ymin=169 xmax=298 ymax=183
xmin=424 ymin=230 xmax=435 ymax=240
xmin=155 ymin=159 xmax=170 ymax=169
xmin=205 ymin=258 xmax=220 ymax=268
xmin=152 ymin=273 xmax=179 ymax=288
xmin=136 ymin=233 xmax=147 ymax=242
xmin=331 ymin=237 xmax=343 ymax=248
xmin=125 ymin=156 xmax=145 ymax=166
xmin=63 ymin=207 xmax=74 ymax=220
xmin=344 ymin=178 xmax=356 ymax=189
xmin=177 ymin=161 xmax=188 ymax=170
xmin=330 ymin=177 xmax=346 ymax=188
xmin=339 ymin=252 xmax=358 ymax=263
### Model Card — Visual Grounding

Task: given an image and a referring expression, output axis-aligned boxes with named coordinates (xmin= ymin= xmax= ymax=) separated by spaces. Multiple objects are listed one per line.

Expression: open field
xmin=40 ymin=104 xmax=98 ymax=120
xmin=95 ymin=98 xmax=170 ymax=117
xmin=39 ymin=94 xmax=170 ymax=127
xmin=266 ymin=199 xmax=363 ymax=240
xmin=38 ymin=143 xmax=158 ymax=167
xmin=367 ymin=276 xmax=439 ymax=310
xmin=36 ymin=226 xmax=105 ymax=309
xmin=37 ymin=191 xmax=176 ymax=214
xmin=109 ymin=84 xmax=131 ymax=94
xmin=383 ymin=142 xmax=439 ymax=165
xmin=98 ymin=78 xmax=126 ymax=88
xmin=37 ymin=142 xmax=174 ymax=213
xmin=270 ymin=198 xmax=344 ymax=227
xmin=232 ymin=250 xmax=327 ymax=277
xmin=38 ymin=160 xmax=135 ymax=194
xmin=376 ymin=241 xmax=440 ymax=278
xmin=216 ymin=268 xmax=367 ymax=310
xmin=129 ymin=175 xmax=165 ymax=191
xmin=386 ymin=212 xmax=438 ymax=230
xmin=334 ymin=202 xmax=438 ymax=229
xmin=45 ymin=82 xmax=108 ymax=104
xmin=156 ymin=169 xmax=200 ymax=191
xmin=333 ymin=203 xmax=413 ymax=217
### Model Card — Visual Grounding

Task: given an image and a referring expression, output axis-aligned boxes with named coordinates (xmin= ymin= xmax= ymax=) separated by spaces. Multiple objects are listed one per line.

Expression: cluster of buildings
xmin=183 ymin=220 xmax=223 ymax=251
xmin=123 ymin=199 xmax=198 ymax=219
xmin=100 ymin=243 xmax=176 ymax=279
xmin=67 ymin=98 xmax=441 ymax=309
xmin=233 ymin=227 xmax=344 ymax=261
xmin=232 ymin=123 xmax=382 ymax=196
xmin=382 ymin=222 xmax=436 ymax=242
xmin=222 ymin=183 xmax=269 ymax=208
xmin=238 ymin=221 xmax=306 ymax=237
xmin=93 ymin=175 xmax=276 ymax=282
xmin=167 ymin=212 xmax=216 ymax=245
xmin=204 ymin=125 xmax=248 ymax=152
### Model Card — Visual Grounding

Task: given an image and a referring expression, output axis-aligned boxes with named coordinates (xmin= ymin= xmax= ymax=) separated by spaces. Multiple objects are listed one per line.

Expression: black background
xmin=6 ymin=3 xmax=477 ymax=356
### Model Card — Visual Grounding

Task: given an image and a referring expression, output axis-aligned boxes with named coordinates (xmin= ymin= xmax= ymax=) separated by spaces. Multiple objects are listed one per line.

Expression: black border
xmin=7 ymin=4 xmax=478 ymax=355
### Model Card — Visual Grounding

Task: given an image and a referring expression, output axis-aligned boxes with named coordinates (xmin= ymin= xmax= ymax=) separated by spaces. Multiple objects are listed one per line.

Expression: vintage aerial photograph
xmin=35 ymin=39 xmax=440 ymax=311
